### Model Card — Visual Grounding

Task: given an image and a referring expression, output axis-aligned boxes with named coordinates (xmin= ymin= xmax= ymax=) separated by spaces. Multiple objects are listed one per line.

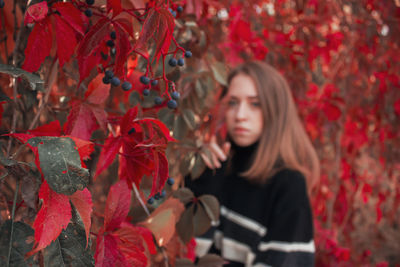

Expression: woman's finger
xmin=200 ymin=152 xmax=214 ymax=169
xmin=209 ymin=142 xmax=227 ymax=161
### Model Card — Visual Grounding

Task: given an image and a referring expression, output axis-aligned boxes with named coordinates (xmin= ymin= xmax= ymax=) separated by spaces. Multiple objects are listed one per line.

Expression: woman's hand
xmin=200 ymin=135 xmax=231 ymax=169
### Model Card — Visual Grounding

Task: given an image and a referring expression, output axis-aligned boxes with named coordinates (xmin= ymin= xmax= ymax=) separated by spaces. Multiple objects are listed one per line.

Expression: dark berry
xmin=111 ymin=77 xmax=120 ymax=86
xmin=177 ymin=58 xmax=185 ymax=66
xmin=140 ymin=75 xmax=150 ymax=85
xmin=0 ymin=0 xmax=5 ymax=8
xmin=177 ymin=6 xmax=183 ymax=12
xmin=110 ymin=31 xmax=116 ymax=40
xmin=121 ymin=81 xmax=132 ymax=91
xmin=143 ymin=89 xmax=150 ymax=96
xmin=102 ymin=76 xmax=111 ymax=84
xmin=84 ymin=9 xmax=92 ymax=17
xmin=160 ymin=190 xmax=166 ymax=198
xmin=167 ymin=177 xmax=174 ymax=185
xmin=171 ymin=91 xmax=180 ymax=100
xmin=105 ymin=70 xmax=114 ymax=78
xmin=168 ymin=58 xmax=177 ymax=67
xmin=167 ymin=99 xmax=177 ymax=109
xmin=171 ymin=11 xmax=177 ymax=17
xmin=147 ymin=197 xmax=154 ymax=204
xmin=151 ymin=80 xmax=158 ymax=86
xmin=106 ymin=40 xmax=115 ymax=47
xmin=184 ymin=51 xmax=192 ymax=58
xmin=154 ymin=96 xmax=163 ymax=105
xmin=128 ymin=128 xmax=136 ymax=134
xmin=154 ymin=193 xmax=161 ymax=200
xmin=86 ymin=0 xmax=95 ymax=5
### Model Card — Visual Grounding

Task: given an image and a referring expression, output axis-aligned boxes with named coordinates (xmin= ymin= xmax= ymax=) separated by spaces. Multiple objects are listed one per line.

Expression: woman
xmin=185 ymin=61 xmax=320 ymax=267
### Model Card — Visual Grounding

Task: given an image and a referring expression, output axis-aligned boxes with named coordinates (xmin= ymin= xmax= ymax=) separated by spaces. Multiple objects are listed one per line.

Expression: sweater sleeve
xmin=253 ymin=171 xmax=315 ymax=267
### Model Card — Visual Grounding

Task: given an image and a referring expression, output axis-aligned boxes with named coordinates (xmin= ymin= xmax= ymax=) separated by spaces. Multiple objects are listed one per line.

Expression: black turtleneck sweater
xmin=185 ymin=142 xmax=315 ymax=267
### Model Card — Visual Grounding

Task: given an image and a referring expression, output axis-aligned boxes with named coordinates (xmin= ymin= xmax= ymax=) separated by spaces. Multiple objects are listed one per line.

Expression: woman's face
xmin=225 ymin=74 xmax=264 ymax=147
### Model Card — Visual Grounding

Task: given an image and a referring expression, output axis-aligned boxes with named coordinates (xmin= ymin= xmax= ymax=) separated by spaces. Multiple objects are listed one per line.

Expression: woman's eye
xmin=251 ymin=102 xmax=261 ymax=107
xmin=228 ymin=100 xmax=238 ymax=106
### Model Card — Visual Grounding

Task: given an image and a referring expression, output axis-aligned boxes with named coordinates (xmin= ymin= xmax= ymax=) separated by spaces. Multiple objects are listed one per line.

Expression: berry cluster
xmin=0 ymin=0 xmax=5 ymax=8
xmin=168 ymin=50 xmax=192 ymax=68
xmin=102 ymin=69 xmax=132 ymax=90
xmin=84 ymin=0 xmax=95 ymax=17
xmin=147 ymin=177 xmax=175 ymax=204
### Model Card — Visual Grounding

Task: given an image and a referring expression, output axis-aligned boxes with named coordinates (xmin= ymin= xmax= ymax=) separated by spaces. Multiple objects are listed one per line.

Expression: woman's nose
xmin=235 ymin=103 xmax=249 ymax=120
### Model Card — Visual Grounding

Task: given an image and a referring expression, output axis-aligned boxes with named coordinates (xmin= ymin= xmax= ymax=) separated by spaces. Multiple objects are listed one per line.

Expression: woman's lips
xmin=233 ymin=127 xmax=249 ymax=134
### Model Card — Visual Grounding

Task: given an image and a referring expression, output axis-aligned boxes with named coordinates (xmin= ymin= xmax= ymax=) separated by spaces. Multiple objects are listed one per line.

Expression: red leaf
xmin=150 ymin=151 xmax=168 ymax=197
xmin=69 ymin=188 xmax=93 ymax=246
xmin=77 ymin=18 xmax=110 ymax=81
xmin=120 ymin=107 xmax=138 ymax=134
xmin=113 ymin=224 xmax=147 ymax=267
xmin=134 ymin=8 xmax=159 ymax=54
xmin=67 ymin=136 xmax=94 ymax=164
xmin=85 ymin=75 xmax=111 ymax=105
xmin=140 ymin=118 xmax=175 ymax=142
xmin=107 ymin=0 xmax=122 ymax=17
xmin=394 ymin=98 xmax=400 ymax=117
xmin=322 ymin=102 xmax=341 ymax=121
xmin=22 ymin=17 xmax=52 ymax=72
xmin=55 ymin=15 xmax=78 ymax=67
xmin=94 ymin=233 xmax=128 ymax=267
xmin=95 ymin=135 xmax=123 ymax=178
xmin=114 ymin=23 xmax=132 ymax=77
xmin=29 ymin=181 xmax=71 ymax=254
xmin=63 ymin=101 xmax=99 ymax=140
xmin=135 ymin=226 xmax=157 ymax=255
xmin=104 ymin=180 xmax=132 ymax=231
xmin=24 ymin=1 xmax=48 ymax=25
xmin=157 ymin=8 xmax=175 ymax=58
xmin=28 ymin=120 xmax=62 ymax=136
xmin=52 ymin=2 xmax=86 ymax=36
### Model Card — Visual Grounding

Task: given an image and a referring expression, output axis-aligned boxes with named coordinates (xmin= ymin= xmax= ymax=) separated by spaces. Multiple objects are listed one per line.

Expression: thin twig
xmin=6 ymin=179 xmax=20 ymax=267
xmin=28 ymin=59 xmax=58 ymax=130
xmin=132 ymin=182 xmax=150 ymax=216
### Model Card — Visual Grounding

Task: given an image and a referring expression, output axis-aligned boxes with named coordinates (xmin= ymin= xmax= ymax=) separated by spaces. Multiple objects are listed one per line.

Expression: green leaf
xmin=190 ymin=154 xmax=206 ymax=180
xmin=195 ymin=79 xmax=206 ymax=98
xmin=175 ymin=258 xmax=195 ymax=267
xmin=182 ymin=109 xmax=196 ymax=130
xmin=198 ymin=254 xmax=225 ymax=267
xmin=158 ymin=108 xmax=175 ymax=130
xmin=179 ymin=151 xmax=195 ymax=176
xmin=193 ymin=203 xmax=211 ymax=236
xmin=172 ymin=188 xmax=194 ymax=204
xmin=199 ymin=195 xmax=220 ymax=223
xmin=0 ymin=220 xmax=37 ymax=267
xmin=210 ymin=62 xmax=227 ymax=86
xmin=27 ymin=137 xmax=90 ymax=195
xmin=43 ymin=223 xmax=94 ymax=267
xmin=176 ymin=205 xmax=194 ymax=244
xmin=173 ymin=115 xmax=188 ymax=140
xmin=0 ymin=63 xmax=44 ymax=91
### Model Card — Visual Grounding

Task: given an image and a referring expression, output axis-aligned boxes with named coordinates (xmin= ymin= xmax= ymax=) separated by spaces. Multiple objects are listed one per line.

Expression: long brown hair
xmin=223 ymin=61 xmax=320 ymax=189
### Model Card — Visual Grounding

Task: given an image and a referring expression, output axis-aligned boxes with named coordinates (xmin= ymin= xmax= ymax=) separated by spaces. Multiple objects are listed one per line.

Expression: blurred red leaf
xmin=22 ymin=17 xmax=52 ymax=72
xmin=64 ymin=76 xmax=110 ymax=140
xmin=52 ymin=2 xmax=86 ymax=36
xmin=104 ymin=180 xmax=132 ymax=231
xmin=24 ymin=1 xmax=48 ymax=25
xmin=394 ymin=98 xmax=400 ymax=117
xmin=322 ymin=102 xmax=341 ymax=121
xmin=55 ymin=15 xmax=78 ymax=67
xmin=95 ymin=233 xmax=128 ymax=267
xmin=108 ymin=0 xmax=123 ymax=17
xmin=113 ymin=21 xmax=132 ymax=77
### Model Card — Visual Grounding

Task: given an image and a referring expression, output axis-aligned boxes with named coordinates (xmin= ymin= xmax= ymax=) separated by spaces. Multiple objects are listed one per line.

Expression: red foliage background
xmin=0 ymin=0 xmax=399 ymax=266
